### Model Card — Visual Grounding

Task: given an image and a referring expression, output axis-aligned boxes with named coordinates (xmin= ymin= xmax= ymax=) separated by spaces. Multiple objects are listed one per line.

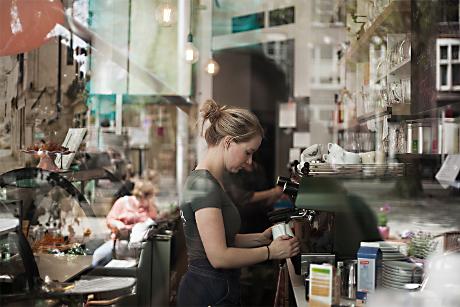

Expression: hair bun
xmin=201 ymin=99 xmax=223 ymax=124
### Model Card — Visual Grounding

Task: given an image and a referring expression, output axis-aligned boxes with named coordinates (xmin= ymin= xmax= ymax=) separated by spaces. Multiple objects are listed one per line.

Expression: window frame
xmin=436 ymin=38 xmax=460 ymax=91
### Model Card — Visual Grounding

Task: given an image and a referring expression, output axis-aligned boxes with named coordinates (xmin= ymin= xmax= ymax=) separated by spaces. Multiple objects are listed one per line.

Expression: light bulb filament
xmin=162 ymin=7 xmax=172 ymax=22
xmin=186 ymin=49 xmax=195 ymax=61
xmin=207 ymin=63 xmax=215 ymax=74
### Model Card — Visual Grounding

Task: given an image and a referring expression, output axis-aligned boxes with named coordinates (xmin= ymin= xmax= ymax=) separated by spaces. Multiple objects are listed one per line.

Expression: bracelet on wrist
xmin=266 ymin=245 xmax=270 ymax=260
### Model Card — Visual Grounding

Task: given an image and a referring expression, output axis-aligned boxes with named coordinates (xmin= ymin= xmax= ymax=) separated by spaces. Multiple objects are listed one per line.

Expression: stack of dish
xmin=380 ymin=243 xmax=407 ymax=262
xmin=382 ymin=260 xmax=423 ymax=290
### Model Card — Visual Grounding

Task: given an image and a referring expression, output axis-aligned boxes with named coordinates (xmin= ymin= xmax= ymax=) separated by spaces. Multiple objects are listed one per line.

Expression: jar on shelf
xmin=442 ymin=118 xmax=459 ymax=154
xmin=416 ymin=123 xmax=432 ymax=154
xmin=396 ymin=125 xmax=406 ymax=154
xmin=406 ymin=123 xmax=418 ymax=153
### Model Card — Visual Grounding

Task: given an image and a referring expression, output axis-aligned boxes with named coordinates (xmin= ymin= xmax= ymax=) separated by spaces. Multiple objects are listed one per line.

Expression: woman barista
xmin=177 ymin=99 xmax=299 ymax=306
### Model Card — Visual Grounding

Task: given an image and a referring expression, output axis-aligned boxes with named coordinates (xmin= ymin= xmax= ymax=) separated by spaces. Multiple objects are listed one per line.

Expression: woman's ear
xmin=223 ymin=136 xmax=233 ymax=149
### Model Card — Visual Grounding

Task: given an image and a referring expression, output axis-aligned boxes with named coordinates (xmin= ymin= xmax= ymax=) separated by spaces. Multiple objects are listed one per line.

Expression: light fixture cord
xmin=189 ymin=0 xmax=194 ymax=41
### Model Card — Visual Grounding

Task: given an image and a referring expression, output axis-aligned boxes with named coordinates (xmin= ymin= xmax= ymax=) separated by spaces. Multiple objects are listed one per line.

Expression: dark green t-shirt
xmin=180 ymin=170 xmax=242 ymax=261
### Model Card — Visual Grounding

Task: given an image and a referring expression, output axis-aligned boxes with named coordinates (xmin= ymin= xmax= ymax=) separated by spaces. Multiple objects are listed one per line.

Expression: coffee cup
xmin=272 ymin=222 xmax=294 ymax=239
xmin=359 ymin=151 xmax=375 ymax=164
xmin=343 ymin=151 xmax=361 ymax=164
xmin=323 ymin=153 xmax=344 ymax=164
xmin=328 ymin=143 xmax=345 ymax=157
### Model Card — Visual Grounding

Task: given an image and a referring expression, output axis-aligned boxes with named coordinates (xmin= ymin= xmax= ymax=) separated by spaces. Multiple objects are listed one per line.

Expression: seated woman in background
xmin=92 ymin=180 xmax=159 ymax=266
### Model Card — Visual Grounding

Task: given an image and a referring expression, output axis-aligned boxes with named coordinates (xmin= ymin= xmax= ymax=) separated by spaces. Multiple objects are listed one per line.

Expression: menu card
xmin=435 ymin=154 xmax=460 ymax=189
xmin=55 ymin=128 xmax=87 ymax=170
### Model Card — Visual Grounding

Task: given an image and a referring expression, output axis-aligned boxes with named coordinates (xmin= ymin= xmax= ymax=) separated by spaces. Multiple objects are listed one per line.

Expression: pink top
xmin=106 ymin=195 xmax=158 ymax=231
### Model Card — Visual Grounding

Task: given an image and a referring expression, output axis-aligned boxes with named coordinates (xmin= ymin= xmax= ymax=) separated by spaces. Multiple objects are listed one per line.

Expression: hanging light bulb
xmin=205 ymin=58 xmax=220 ymax=75
xmin=185 ymin=33 xmax=199 ymax=64
xmin=155 ymin=2 xmax=177 ymax=27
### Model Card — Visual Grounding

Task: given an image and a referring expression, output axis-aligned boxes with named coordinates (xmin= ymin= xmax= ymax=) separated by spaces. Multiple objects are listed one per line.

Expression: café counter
xmin=286 ymin=259 xmax=359 ymax=307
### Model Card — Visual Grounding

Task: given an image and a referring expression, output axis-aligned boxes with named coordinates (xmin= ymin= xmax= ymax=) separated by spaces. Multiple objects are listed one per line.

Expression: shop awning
xmin=0 ymin=0 xmax=65 ymax=56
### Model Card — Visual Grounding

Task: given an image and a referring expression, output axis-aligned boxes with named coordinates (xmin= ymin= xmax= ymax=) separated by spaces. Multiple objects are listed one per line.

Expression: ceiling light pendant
xmin=155 ymin=1 xmax=177 ymax=27
xmin=205 ymin=57 xmax=220 ymax=75
xmin=185 ymin=33 xmax=199 ymax=64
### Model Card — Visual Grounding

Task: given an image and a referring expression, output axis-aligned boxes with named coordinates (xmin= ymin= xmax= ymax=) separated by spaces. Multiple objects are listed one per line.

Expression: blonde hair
xmin=142 ymin=169 xmax=159 ymax=184
xmin=132 ymin=180 xmax=156 ymax=199
xmin=200 ymin=99 xmax=264 ymax=146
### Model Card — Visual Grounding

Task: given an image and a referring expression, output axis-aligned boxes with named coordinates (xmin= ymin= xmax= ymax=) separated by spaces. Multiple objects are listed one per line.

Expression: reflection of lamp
xmin=185 ymin=33 xmax=199 ymax=64
xmin=155 ymin=1 xmax=177 ymax=27
xmin=205 ymin=57 xmax=220 ymax=75
xmin=184 ymin=1 xmax=199 ymax=64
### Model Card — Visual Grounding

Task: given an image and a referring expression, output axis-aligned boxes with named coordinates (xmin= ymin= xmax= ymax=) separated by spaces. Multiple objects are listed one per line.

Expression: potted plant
xmin=377 ymin=204 xmax=391 ymax=239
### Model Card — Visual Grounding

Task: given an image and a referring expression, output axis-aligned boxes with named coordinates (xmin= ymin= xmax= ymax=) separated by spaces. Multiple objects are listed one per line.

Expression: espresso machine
xmin=271 ymin=174 xmax=381 ymax=275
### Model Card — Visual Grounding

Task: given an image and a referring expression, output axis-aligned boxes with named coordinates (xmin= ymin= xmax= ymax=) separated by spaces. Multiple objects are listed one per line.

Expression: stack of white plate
xmin=380 ymin=243 xmax=407 ymax=262
xmin=382 ymin=261 xmax=423 ymax=290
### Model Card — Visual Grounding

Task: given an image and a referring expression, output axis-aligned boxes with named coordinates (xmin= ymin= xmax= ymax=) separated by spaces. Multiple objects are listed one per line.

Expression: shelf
xmin=356 ymin=104 xmax=410 ymax=123
xmin=396 ymin=153 xmax=442 ymax=160
xmin=338 ymin=123 xmax=368 ymax=132
xmin=357 ymin=106 xmax=392 ymax=123
xmin=307 ymin=162 xmax=406 ymax=178
xmin=376 ymin=59 xmax=411 ymax=84
xmin=388 ymin=58 xmax=411 ymax=78
xmin=376 ymin=74 xmax=387 ymax=84
xmin=346 ymin=0 xmax=411 ymax=62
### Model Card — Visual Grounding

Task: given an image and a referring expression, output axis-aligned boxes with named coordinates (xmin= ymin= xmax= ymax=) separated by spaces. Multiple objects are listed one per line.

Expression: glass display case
xmin=0 ymin=166 xmax=182 ymax=306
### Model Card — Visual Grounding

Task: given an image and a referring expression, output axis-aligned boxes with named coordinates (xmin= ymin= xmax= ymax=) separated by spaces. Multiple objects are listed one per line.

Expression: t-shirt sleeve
xmin=186 ymin=176 xmax=223 ymax=212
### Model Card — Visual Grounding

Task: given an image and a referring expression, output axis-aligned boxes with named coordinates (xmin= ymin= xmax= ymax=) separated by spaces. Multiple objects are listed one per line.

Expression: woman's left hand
xmin=261 ymin=226 xmax=273 ymax=245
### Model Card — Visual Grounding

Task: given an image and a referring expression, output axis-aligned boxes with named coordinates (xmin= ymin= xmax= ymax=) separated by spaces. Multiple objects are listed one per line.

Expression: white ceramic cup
xmin=272 ymin=222 xmax=294 ymax=239
xmin=328 ymin=143 xmax=345 ymax=157
xmin=359 ymin=151 xmax=376 ymax=164
xmin=323 ymin=152 xmax=345 ymax=164
xmin=343 ymin=151 xmax=361 ymax=164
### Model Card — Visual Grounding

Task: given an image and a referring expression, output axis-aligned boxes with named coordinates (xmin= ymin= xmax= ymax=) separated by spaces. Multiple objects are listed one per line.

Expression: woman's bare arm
xmin=234 ymin=229 xmax=271 ymax=248
xmin=196 ymin=208 xmax=299 ymax=269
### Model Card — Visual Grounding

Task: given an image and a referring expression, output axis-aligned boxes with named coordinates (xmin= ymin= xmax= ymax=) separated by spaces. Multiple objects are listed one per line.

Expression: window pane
xmin=453 ymin=64 xmax=460 ymax=86
xmin=440 ymin=46 xmax=448 ymax=59
xmin=446 ymin=0 xmax=460 ymax=22
xmin=441 ymin=64 xmax=448 ymax=86
xmin=452 ymin=45 xmax=459 ymax=60
xmin=232 ymin=12 xmax=265 ymax=33
xmin=269 ymin=6 xmax=295 ymax=27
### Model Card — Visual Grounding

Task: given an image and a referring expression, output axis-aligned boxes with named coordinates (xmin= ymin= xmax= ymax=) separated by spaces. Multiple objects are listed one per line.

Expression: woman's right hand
xmin=268 ymin=235 xmax=300 ymax=260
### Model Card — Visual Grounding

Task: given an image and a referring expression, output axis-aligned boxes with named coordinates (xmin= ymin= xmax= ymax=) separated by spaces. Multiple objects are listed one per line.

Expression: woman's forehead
xmin=244 ymin=135 xmax=262 ymax=149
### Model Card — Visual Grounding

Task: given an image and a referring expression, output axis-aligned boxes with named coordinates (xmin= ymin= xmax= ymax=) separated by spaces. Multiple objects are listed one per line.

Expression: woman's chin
xmin=228 ymin=167 xmax=240 ymax=173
